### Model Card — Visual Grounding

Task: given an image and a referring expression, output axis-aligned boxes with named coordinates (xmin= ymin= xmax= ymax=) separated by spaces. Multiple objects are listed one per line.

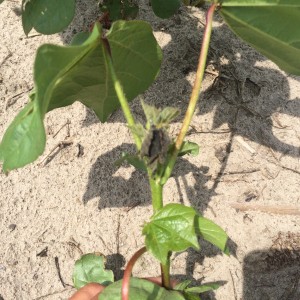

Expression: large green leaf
xmin=73 ymin=253 xmax=114 ymax=289
xmin=196 ymin=216 xmax=229 ymax=254
xmin=0 ymin=21 xmax=162 ymax=172
xmin=99 ymin=277 xmax=185 ymax=300
xmin=150 ymin=0 xmax=181 ymax=18
xmin=220 ymin=1 xmax=300 ymax=75
xmin=22 ymin=0 xmax=76 ymax=35
xmin=143 ymin=204 xmax=200 ymax=264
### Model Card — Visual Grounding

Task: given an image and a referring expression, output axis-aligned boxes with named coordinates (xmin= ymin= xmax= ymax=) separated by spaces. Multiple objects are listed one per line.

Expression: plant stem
xmin=103 ymin=40 xmax=142 ymax=150
xmin=161 ymin=253 xmax=171 ymax=289
xmin=149 ymin=176 xmax=163 ymax=212
xmin=122 ymin=246 xmax=147 ymax=300
xmin=161 ymin=3 xmax=217 ymax=185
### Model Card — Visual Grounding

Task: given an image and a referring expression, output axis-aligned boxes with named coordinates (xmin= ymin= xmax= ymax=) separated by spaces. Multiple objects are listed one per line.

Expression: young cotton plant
xmin=2 ymin=0 xmax=300 ymax=299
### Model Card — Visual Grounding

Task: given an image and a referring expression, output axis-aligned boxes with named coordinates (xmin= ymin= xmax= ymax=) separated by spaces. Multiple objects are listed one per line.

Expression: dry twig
xmin=231 ymin=203 xmax=300 ymax=216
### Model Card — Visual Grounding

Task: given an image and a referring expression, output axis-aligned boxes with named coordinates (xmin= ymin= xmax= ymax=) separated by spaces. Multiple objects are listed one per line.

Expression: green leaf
xmin=175 ymin=280 xmax=221 ymax=300
xmin=157 ymin=106 xmax=180 ymax=127
xmin=220 ymin=1 xmax=300 ymax=75
xmin=114 ymin=152 xmax=147 ymax=172
xmin=196 ymin=216 xmax=229 ymax=254
xmin=100 ymin=0 xmax=139 ymax=21
xmin=0 ymin=101 xmax=45 ymax=173
xmin=22 ymin=0 xmax=75 ymax=35
xmin=0 ymin=0 xmax=5 ymax=4
xmin=186 ymin=283 xmax=220 ymax=294
xmin=141 ymin=101 xmax=179 ymax=129
xmin=150 ymin=0 xmax=181 ymax=19
xmin=174 ymin=280 xmax=192 ymax=291
xmin=106 ymin=21 xmax=162 ymax=112
xmin=0 ymin=21 xmax=162 ymax=172
xmin=99 ymin=277 xmax=185 ymax=300
xmin=178 ymin=141 xmax=199 ymax=157
xmin=72 ymin=253 xmax=114 ymax=289
xmin=141 ymin=100 xmax=160 ymax=129
xmin=143 ymin=204 xmax=200 ymax=264
xmin=70 ymin=32 xmax=91 ymax=46
xmin=128 ymin=123 xmax=147 ymax=141
xmin=183 ymin=292 xmax=200 ymax=300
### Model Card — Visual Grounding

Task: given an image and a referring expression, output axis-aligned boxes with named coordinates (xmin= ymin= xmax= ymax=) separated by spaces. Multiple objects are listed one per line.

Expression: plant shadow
xmin=83 ymin=142 xmax=214 ymax=211
xmin=243 ymin=241 xmax=300 ymax=299
xmin=59 ymin=1 xmax=300 ymax=158
xmin=105 ymin=253 xmax=126 ymax=281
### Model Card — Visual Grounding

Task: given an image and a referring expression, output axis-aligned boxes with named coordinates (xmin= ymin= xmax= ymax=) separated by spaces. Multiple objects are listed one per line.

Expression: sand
xmin=1 ymin=1 xmax=300 ymax=299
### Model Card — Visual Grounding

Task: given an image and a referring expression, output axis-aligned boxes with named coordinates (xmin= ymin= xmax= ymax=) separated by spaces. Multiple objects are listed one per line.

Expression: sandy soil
xmin=1 ymin=1 xmax=300 ymax=299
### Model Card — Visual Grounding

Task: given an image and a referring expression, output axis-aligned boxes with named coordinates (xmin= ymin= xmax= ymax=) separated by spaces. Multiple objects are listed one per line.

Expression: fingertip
xmin=69 ymin=283 xmax=104 ymax=300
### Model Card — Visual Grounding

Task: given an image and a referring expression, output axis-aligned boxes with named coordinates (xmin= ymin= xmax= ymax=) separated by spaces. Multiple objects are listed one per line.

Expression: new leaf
xmin=143 ymin=204 xmax=200 ymax=264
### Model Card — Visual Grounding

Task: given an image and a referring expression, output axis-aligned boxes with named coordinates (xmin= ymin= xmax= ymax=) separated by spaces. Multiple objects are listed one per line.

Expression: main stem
xmin=149 ymin=177 xmax=163 ymax=212
xmin=161 ymin=3 xmax=217 ymax=185
xmin=107 ymin=3 xmax=216 ymax=292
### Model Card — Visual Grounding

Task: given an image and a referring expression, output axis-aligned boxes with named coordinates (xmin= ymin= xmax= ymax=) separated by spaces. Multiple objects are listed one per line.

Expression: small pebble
xmin=8 ymin=224 xmax=16 ymax=231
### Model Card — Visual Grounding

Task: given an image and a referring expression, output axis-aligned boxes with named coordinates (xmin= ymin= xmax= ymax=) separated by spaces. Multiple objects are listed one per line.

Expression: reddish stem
xmin=122 ymin=247 xmax=147 ymax=300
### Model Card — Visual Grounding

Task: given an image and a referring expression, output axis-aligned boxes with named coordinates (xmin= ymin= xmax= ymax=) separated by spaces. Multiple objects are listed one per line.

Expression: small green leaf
xmin=150 ymin=0 xmax=181 ymax=19
xmin=141 ymin=101 xmax=179 ymax=129
xmin=220 ymin=1 xmax=300 ymax=75
xmin=99 ymin=277 xmax=185 ymax=299
xmin=22 ymin=0 xmax=75 ymax=35
xmin=128 ymin=123 xmax=147 ymax=141
xmin=0 ymin=101 xmax=45 ymax=173
xmin=174 ymin=279 xmax=221 ymax=300
xmin=141 ymin=100 xmax=160 ymax=129
xmin=0 ymin=0 xmax=5 ymax=4
xmin=100 ymin=0 xmax=121 ymax=20
xmin=157 ymin=106 xmax=180 ymax=127
xmin=178 ymin=141 xmax=199 ymax=157
xmin=186 ymin=283 xmax=221 ymax=294
xmin=174 ymin=280 xmax=192 ymax=291
xmin=100 ymin=0 xmax=138 ymax=21
xmin=122 ymin=0 xmax=139 ymax=20
xmin=183 ymin=292 xmax=200 ymax=300
xmin=72 ymin=253 xmax=114 ymax=289
xmin=143 ymin=204 xmax=200 ymax=264
xmin=196 ymin=216 xmax=229 ymax=254
xmin=114 ymin=152 xmax=147 ymax=172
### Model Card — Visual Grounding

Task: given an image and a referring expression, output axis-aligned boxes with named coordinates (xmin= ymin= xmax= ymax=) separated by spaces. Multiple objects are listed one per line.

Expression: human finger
xmin=69 ymin=283 xmax=104 ymax=300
